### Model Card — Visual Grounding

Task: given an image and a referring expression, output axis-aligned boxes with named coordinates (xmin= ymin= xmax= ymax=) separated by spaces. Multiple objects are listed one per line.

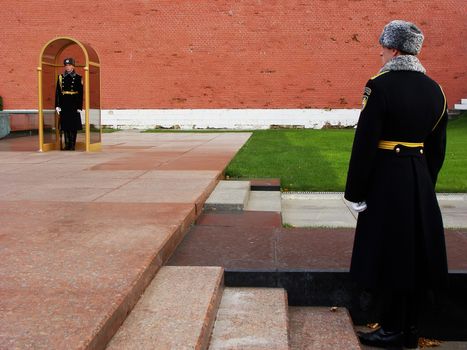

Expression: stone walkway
xmin=281 ymin=192 xmax=467 ymax=229
xmin=0 ymin=131 xmax=250 ymax=349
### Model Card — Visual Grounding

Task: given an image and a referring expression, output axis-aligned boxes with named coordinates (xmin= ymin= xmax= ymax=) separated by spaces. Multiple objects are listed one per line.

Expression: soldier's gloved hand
xmin=351 ymin=201 xmax=367 ymax=213
xmin=55 ymin=107 xmax=61 ymax=114
xmin=77 ymin=109 xmax=82 ymax=113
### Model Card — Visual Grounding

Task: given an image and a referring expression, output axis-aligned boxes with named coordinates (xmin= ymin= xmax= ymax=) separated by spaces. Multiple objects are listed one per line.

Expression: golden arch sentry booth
xmin=38 ymin=37 xmax=101 ymax=152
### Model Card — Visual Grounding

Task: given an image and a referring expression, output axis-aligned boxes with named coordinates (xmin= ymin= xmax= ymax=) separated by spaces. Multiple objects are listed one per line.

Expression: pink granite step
xmin=107 ymin=266 xmax=224 ymax=349
xmin=289 ymin=306 xmax=362 ymax=350
xmin=209 ymin=287 xmax=289 ymax=350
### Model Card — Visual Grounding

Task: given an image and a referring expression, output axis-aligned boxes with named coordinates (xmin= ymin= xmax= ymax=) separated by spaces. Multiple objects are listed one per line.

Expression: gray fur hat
xmin=379 ymin=20 xmax=424 ymax=55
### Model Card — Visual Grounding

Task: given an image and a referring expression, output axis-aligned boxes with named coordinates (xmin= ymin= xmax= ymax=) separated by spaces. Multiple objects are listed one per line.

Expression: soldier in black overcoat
xmin=344 ymin=20 xmax=448 ymax=349
xmin=55 ymin=57 xmax=83 ymax=150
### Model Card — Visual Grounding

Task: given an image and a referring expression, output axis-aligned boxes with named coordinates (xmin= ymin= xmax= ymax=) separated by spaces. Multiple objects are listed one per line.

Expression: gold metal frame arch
xmin=38 ymin=36 xmax=101 ymax=152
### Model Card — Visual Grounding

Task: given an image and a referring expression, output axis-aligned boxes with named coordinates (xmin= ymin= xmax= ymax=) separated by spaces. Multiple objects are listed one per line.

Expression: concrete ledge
xmin=245 ymin=191 xmax=282 ymax=212
xmin=281 ymin=194 xmax=356 ymax=228
xmin=454 ymin=104 xmax=467 ymax=110
xmin=204 ymin=180 xmax=251 ymax=211
xmin=100 ymin=108 xmax=360 ymax=129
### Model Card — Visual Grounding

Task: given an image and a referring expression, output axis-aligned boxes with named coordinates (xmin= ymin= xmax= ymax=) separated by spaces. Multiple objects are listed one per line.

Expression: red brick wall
xmin=1 ymin=1 xmax=465 ymax=110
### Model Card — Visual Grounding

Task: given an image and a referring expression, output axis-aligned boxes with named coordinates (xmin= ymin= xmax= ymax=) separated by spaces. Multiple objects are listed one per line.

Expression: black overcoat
xmin=55 ymin=72 xmax=83 ymax=131
xmin=344 ymin=69 xmax=448 ymax=291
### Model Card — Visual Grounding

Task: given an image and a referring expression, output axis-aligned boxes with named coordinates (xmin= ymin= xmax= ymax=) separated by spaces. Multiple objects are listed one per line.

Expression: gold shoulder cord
xmin=59 ymin=74 xmax=63 ymax=92
xmin=370 ymin=71 xmax=390 ymax=80
xmin=432 ymin=85 xmax=447 ymax=132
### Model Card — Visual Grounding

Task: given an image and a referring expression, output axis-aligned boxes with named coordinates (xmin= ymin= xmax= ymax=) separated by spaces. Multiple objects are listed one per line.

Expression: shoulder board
xmin=370 ymin=71 xmax=390 ymax=80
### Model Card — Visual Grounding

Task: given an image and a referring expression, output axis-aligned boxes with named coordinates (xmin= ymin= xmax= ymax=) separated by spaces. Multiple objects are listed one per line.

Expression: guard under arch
xmin=38 ymin=37 xmax=101 ymax=152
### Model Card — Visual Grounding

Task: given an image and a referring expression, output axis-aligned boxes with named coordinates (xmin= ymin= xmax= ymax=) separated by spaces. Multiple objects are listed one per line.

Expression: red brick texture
xmin=1 ymin=1 xmax=465 ymax=110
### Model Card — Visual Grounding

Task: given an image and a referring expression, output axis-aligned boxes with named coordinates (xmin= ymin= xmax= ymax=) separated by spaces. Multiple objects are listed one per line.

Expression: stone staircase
xmin=104 ymin=181 xmax=362 ymax=348
xmin=168 ymin=179 xmax=467 ymax=344
xmin=107 ymin=266 xmax=362 ymax=349
xmin=103 ymin=179 xmax=465 ymax=348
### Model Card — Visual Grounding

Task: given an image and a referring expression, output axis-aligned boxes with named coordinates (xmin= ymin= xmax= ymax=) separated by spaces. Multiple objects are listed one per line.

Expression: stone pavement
xmin=0 ymin=131 xmax=250 ymax=349
xmin=1 ymin=133 xmax=466 ymax=349
xmin=198 ymin=179 xmax=467 ymax=229
xmin=178 ymin=181 xmax=467 ymax=286
xmin=280 ymin=192 xmax=467 ymax=229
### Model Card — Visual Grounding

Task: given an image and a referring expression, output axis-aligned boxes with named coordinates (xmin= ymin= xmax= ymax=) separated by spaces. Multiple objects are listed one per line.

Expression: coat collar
xmin=64 ymin=70 xmax=76 ymax=77
xmin=379 ymin=55 xmax=426 ymax=74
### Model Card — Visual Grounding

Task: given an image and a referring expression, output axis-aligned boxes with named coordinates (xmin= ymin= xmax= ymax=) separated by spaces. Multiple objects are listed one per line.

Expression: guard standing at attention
xmin=55 ymin=57 xmax=83 ymax=150
xmin=344 ymin=20 xmax=448 ymax=349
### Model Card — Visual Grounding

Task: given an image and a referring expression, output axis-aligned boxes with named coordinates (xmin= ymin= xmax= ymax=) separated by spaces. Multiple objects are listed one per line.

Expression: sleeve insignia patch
xmin=361 ymin=86 xmax=371 ymax=110
xmin=361 ymin=95 xmax=369 ymax=110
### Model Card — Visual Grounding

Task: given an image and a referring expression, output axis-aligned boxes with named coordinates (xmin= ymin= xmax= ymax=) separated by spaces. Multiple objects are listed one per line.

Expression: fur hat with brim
xmin=379 ymin=20 xmax=424 ymax=55
xmin=63 ymin=57 xmax=75 ymax=66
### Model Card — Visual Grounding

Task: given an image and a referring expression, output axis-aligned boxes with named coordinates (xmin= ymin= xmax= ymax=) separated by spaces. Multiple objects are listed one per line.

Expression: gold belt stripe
xmin=378 ymin=140 xmax=424 ymax=150
xmin=62 ymin=91 xmax=78 ymax=95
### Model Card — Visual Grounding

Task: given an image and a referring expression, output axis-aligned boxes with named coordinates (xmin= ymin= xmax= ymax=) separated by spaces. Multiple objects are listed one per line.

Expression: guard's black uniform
xmin=55 ymin=71 xmax=83 ymax=149
xmin=345 ymin=68 xmax=449 ymax=334
xmin=345 ymin=69 xmax=448 ymax=290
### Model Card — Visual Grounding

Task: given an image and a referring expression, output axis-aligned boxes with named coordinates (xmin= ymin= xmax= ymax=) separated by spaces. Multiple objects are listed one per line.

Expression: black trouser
xmin=381 ymin=289 xmax=422 ymax=332
xmin=63 ymin=130 xmax=77 ymax=150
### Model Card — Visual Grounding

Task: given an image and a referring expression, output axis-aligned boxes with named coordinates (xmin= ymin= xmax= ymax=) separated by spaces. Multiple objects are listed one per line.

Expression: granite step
xmin=106 ymin=266 xmax=224 ymax=350
xmin=204 ymin=180 xmax=251 ymax=211
xmin=245 ymin=190 xmax=282 ymax=212
xmin=209 ymin=287 xmax=289 ymax=350
xmin=289 ymin=306 xmax=362 ymax=350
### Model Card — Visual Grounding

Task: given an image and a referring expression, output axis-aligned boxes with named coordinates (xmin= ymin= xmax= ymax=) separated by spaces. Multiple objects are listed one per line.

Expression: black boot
xmin=357 ymin=328 xmax=403 ymax=349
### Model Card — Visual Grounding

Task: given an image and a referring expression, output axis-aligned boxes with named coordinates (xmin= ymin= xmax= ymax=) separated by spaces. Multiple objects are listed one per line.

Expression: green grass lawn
xmin=437 ymin=114 xmax=467 ymax=192
xmin=225 ymin=114 xmax=467 ymax=192
xmin=101 ymin=127 xmax=121 ymax=133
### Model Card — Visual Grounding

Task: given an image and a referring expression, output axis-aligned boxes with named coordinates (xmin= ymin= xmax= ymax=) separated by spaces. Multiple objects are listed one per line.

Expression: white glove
xmin=351 ymin=201 xmax=367 ymax=213
xmin=55 ymin=107 xmax=61 ymax=114
xmin=77 ymin=109 xmax=82 ymax=113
